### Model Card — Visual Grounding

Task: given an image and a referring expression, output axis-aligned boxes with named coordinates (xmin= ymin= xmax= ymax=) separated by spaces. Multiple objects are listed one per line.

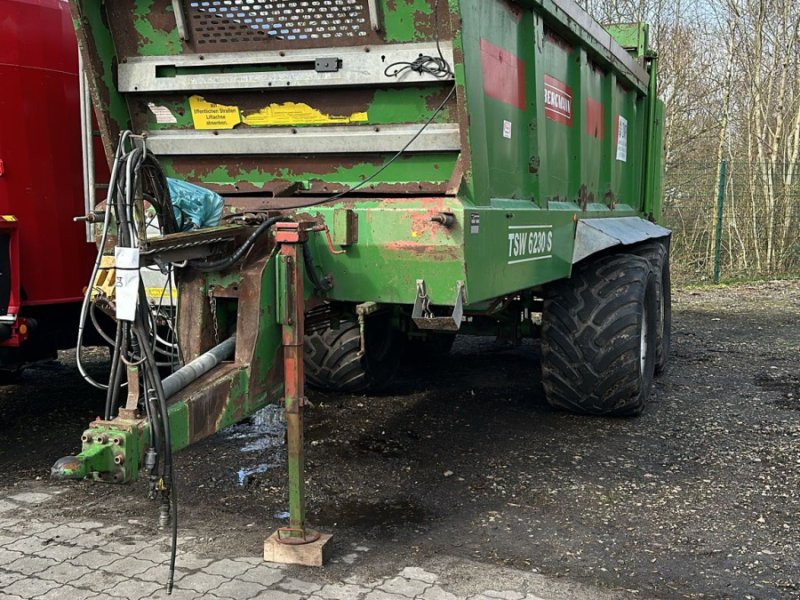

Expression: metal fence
xmin=661 ymin=161 xmax=800 ymax=284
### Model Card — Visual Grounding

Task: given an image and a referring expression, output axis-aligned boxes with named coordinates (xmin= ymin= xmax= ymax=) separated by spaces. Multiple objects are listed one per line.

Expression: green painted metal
xmin=606 ymin=23 xmax=649 ymax=59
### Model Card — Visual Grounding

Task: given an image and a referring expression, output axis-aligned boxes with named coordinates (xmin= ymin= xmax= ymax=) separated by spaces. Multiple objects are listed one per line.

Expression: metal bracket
xmin=412 ymin=280 xmax=465 ymax=332
xmin=367 ymin=0 xmax=383 ymax=32
xmin=171 ymin=0 xmax=190 ymax=41
xmin=314 ymin=57 xmax=341 ymax=73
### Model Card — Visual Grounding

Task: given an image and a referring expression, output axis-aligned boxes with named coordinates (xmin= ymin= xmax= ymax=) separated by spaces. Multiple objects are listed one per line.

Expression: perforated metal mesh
xmin=187 ymin=0 xmax=371 ymax=47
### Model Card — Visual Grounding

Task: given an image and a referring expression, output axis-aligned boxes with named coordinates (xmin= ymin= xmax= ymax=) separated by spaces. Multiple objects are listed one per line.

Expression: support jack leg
xmin=265 ymin=222 xmax=332 ymax=567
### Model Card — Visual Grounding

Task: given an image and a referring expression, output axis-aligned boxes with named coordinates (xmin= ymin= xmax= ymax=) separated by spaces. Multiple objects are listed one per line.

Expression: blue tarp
xmin=167 ymin=178 xmax=224 ymax=231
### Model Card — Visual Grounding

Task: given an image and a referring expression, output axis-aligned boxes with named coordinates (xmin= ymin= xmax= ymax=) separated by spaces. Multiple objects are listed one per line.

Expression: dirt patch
xmin=2 ymin=280 xmax=799 ymax=598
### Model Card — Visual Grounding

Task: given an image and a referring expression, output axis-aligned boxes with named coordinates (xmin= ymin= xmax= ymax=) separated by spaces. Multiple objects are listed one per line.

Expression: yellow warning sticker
xmin=146 ymin=287 xmax=179 ymax=301
xmin=189 ymin=95 xmax=242 ymax=130
xmin=243 ymin=102 xmax=368 ymax=127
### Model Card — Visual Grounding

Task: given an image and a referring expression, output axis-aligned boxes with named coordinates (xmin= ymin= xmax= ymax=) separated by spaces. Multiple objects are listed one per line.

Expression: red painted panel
xmin=0 ymin=0 xmax=100 ymax=305
xmin=544 ymin=75 xmax=573 ymax=126
xmin=586 ymin=97 xmax=605 ymax=139
xmin=480 ymin=38 xmax=526 ymax=111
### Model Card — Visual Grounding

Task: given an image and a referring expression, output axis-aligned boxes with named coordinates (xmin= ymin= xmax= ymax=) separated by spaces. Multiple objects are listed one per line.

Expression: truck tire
xmin=304 ymin=310 xmax=401 ymax=393
xmin=541 ymin=253 xmax=658 ymax=416
xmin=630 ymin=240 xmax=671 ymax=373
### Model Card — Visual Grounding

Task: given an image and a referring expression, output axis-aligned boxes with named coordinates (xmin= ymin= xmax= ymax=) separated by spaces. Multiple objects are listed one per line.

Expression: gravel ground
xmin=1 ymin=280 xmax=799 ymax=599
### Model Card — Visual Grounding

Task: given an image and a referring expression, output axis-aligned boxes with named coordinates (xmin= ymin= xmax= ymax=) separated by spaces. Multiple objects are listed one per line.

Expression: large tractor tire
xmin=541 ymin=253 xmax=658 ymax=416
xmin=630 ymin=239 xmax=672 ymax=373
xmin=304 ymin=308 xmax=402 ymax=393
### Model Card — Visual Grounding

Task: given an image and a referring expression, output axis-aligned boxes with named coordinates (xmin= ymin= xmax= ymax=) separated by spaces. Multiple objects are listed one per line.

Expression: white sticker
xmin=503 ymin=120 xmax=512 ymax=139
xmin=114 ymin=247 xmax=141 ymax=322
xmin=148 ymin=102 xmax=178 ymax=125
xmin=616 ymin=115 xmax=628 ymax=162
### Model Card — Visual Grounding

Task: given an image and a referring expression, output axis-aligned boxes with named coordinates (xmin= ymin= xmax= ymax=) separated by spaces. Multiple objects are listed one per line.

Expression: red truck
xmin=0 ymin=0 xmax=106 ymax=374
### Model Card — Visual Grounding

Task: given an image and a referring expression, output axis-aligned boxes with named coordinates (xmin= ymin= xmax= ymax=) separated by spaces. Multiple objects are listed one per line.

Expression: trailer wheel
xmin=304 ymin=310 xmax=402 ymax=393
xmin=630 ymin=240 xmax=672 ymax=373
xmin=541 ymin=254 xmax=657 ymax=416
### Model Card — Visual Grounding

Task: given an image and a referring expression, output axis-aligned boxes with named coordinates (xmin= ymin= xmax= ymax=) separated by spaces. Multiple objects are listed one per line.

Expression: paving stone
xmin=131 ymin=564 xmax=187 ymax=585
xmin=364 ymin=590 xmax=409 ymax=600
xmin=71 ymin=567 xmax=129 ymax=592
xmin=69 ymin=531 xmax=108 ymax=549
xmin=203 ymin=558 xmax=256 ymax=578
xmin=125 ymin=544 xmax=170 ymax=564
xmin=177 ymin=571 xmax=229 ymax=592
xmin=316 ymin=583 xmax=368 ymax=600
xmin=8 ymin=521 xmax=55 ymax=537
xmin=101 ymin=540 xmax=151 ymax=556
xmin=0 ymin=517 xmax=23 ymax=529
xmin=0 ymin=500 xmax=19 ymax=513
xmin=173 ymin=553 xmax=212 ymax=570
xmin=399 ymin=567 xmax=438 ymax=584
xmin=34 ymin=583 xmax=99 ymax=600
xmin=68 ymin=521 xmax=105 ymax=530
xmin=277 ymin=577 xmax=323 ymax=594
xmin=106 ymin=578 xmax=163 ymax=600
xmin=4 ymin=555 xmax=58 ymax=576
xmin=34 ymin=541 xmax=85 ymax=562
xmin=420 ymin=586 xmax=459 ymax=600
xmin=37 ymin=561 xmax=93 ymax=584
xmin=0 ymin=569 xmax=24 ymax=587
xmin=102 ymin=556 xmax=158 ymax=577
xmin=0 ymin=533 xmax=18 ymax=546
xmin=378 ymin=576 xmax=431 ymax=598
xmin=251 ymin=591 xmax=302 ymax=600
xmin=0 ymin=593 xmax=24 ymax=600
xmin=209 ymin=577 xmax=267 ymax=599
xmin=33 ymin=525 xmax=85 ymax=542
xmin=150 ymin=588 xmax=200 ymax=600
xmin=0 ymin=547 xmax=24 ymax=565
xmin=5 ymin=534 xmax=50 ymax=554
xmin=3 ymin=575 xmax=61 ymax=598
xmin=69 ymin=548 xmax=121 ymax=569
xmin=483 ymin=592 xmax=525 ymax=600
xmin=9 ymin=492 xmax=52 ymax=505
xmin=237 ymin=564 xmax=286 ymax=586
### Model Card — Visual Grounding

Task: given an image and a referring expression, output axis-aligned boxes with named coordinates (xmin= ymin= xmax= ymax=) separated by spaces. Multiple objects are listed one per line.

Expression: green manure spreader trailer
xmin=54 ymin=0 xmax=670 ymax=571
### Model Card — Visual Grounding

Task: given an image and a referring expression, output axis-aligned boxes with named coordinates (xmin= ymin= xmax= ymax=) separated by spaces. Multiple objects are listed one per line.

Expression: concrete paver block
xmin=9 ymin=493 xmax=52 ymax=505
xmin=238 ymin=564 xmax=286 ymax=587
xmin=106 ymin=578 xmax=163 ymax=600
xmin=33 ymin=584 xmax=99 ymax=600
xmin=211 ymin=577 xmax=268 ymax=599
xmin=379 ymin=576 xmax=431 ymax=598
xmin=176 ymin=570 xmax=229 ymax=592
xmin=364 ymin=590 xmax=410 ymax=600
xmin=69 ymin=548 xmax=121 ymax=569
xmin=251 ymin=590 xmax=303 ymax=600
xmin=277 ymin=576 xmax=322 ymax=594
xmin=203 ymin=557 xmax=256 ymax=577
xmin=70 ymin=566 xmax=129 ymax=591
xmin=3 ymin=576 xmax=61 ymax=598
xmin=4 ymin=555 xmax=58 ymax=576
xmin=316 ymin=583 xmax=367 ymax=600
xmin=399 ymin=567 xmax=438 ymax=584
xmin=421 ymin=585 xmax=459 ymax=600
xmin=37 ymin=561 xmax=93 ymax=584
xmin=102 ymin=556 xmax=158 ymax=577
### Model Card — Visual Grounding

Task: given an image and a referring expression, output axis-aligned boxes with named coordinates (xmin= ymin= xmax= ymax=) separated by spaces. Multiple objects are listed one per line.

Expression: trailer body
xmin=56 ymin=0 xmax=670 ymax=561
